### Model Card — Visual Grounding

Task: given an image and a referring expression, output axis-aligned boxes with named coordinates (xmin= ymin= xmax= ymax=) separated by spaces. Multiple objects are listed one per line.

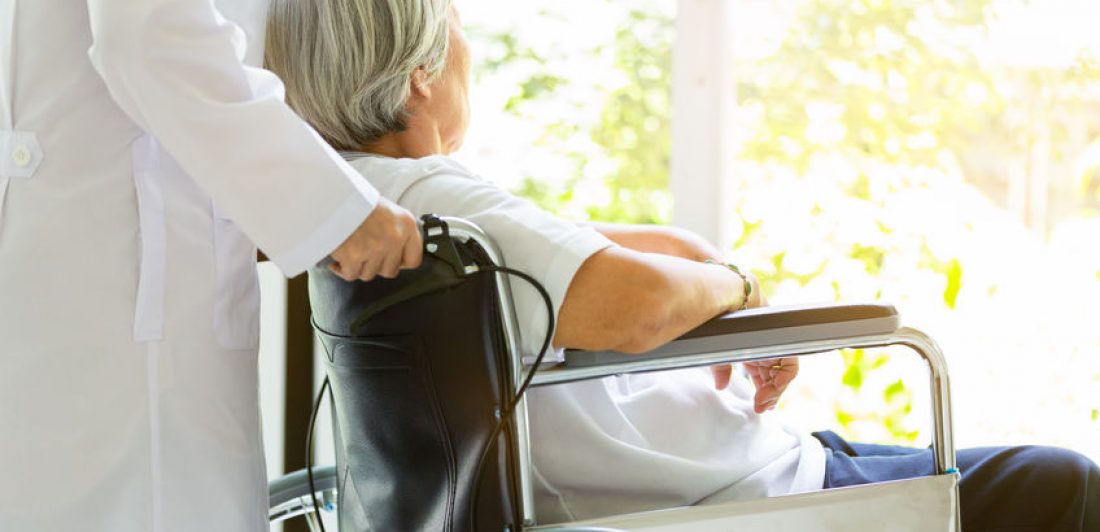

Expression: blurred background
xmin=261 ymin=2 xmax=1100 ymax=526
xmin=453 ymin=0 xmax=1100 ymax=458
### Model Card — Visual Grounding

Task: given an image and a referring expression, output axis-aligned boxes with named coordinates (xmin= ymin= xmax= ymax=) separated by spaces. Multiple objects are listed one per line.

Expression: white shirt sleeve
xmin=84 ymin=0 xmax=378 ymax=276
xmin=386 ymin=159 xmax=615 ymax=359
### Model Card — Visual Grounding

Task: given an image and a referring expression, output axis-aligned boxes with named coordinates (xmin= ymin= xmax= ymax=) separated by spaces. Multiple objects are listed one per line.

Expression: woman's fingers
xmin=356 ymin=254 xmax=384 ymax=282
xmin=378 ymin=249 xmax=403 ymax=279
xmin=754 ymin=383 xmax=781 ymax=413
xmin=748 ymin=370 xmax=765 ymax=391
xmin=743 ymin=357 xmax=799 ymax=412
xmin=754 ymin=377 xmax=791 ymax=412
xmin=769 ymin=360 xmax=799 ymax=388
xmin=711 ymin=364 xmax=733 ymax=390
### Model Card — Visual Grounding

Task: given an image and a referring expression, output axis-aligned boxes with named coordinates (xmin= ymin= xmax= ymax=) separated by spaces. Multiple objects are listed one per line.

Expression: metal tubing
xmin=892 ymin=327 xmax=962 ymax=531
xmin=444 ymin=217 xmax=538 ymax=527
xmin=531 ymin=334 xmax=896 ymax=386
xmin=892 ymin=327 xmax=957 ymax=475
xmin=269 ymin=493 xmax=332 ymax=525
xmin=531 ymin=328 xmax=957 ymax=477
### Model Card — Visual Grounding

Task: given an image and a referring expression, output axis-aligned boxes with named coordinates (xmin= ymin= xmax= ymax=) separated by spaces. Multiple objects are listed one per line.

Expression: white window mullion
xmin=671 ymin=0 xmax=737 ymax=252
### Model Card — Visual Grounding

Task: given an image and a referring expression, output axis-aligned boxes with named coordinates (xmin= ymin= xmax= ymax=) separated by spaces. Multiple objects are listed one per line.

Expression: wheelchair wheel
xmin=268 ymin=466 xmax=338 ymax=531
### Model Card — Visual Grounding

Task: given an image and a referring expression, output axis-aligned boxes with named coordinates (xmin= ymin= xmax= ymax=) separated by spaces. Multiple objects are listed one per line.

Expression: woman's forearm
xmin=554 ymin=246 xmax=751 ymax=353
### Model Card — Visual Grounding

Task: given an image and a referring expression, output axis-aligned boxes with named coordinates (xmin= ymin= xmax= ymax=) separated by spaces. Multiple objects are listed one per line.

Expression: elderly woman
xmin=264 ymin=1 xmax=1099 ymax=530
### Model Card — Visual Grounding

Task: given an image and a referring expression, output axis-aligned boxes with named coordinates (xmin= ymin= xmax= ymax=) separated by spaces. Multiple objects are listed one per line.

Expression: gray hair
xmin=265 ymin=0 xmax=452 ymax=150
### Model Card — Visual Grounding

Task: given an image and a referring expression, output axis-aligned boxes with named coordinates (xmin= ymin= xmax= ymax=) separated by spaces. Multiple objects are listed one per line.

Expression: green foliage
xmin=754 ymin=252 xmax=827 ymax=296
xmin=505 ymin=74 xmax=568 ymax=113
xmin=472 ymin=1 xmax=674 ymax=224
xmin=733 ymin=0 xmax=1017 ymax=444
xmin=943 ymin=259 xmax=964 ymax=309
xmin=850 ymin=243 xmax=886 ymax=276
xmin=471 ymin=28 xmax=550 ymax=79
xmin=733 ymin=0 xmax=1001 ymax=288
xmin=584 ymin=10 xmax=674 ymax=223
xmin=738 ymin=0 xmax=1001 ymax=172
xmin=919 ymin=247 xmax=965 ymax=309
xmin=512 ymin=176 xmax=572 ymax=215
xmin=840 ymin=348 xmax=889 ymax=390
xmin=468 ymin=0 xmax=1100 ymax=447
xmin=836 ymin=350 xmax=919 ymax=443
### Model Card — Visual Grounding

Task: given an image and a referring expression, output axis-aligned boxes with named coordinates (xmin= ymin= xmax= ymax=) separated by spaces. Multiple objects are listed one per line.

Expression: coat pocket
xmin=211 ymin=205 xmax=260 ymax=350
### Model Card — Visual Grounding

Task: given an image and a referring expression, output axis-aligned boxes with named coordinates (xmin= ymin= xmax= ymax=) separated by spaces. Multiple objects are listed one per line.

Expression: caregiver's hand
xmin=711 ymin=357 xmax=799 ymax=413
xmin=330 ymin=198 xmax=423 ymax=281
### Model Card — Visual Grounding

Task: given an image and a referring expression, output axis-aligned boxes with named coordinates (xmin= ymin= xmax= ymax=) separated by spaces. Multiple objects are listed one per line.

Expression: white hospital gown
xmin=346 ymin=154 xmax=826 ymax=522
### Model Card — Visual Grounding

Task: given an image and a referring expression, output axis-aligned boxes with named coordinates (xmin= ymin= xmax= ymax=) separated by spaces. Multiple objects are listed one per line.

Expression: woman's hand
xmin=745 ymin=357 xmax=799 ymax=413
xmin=710 ymin=357 xmax=799 ymax=413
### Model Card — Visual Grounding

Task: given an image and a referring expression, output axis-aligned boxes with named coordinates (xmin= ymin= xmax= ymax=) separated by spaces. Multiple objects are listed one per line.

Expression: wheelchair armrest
xmin=563 ymin=302 xmax=898 ymax=368
xmin=532 ymin=300 xmax=959 ymax=511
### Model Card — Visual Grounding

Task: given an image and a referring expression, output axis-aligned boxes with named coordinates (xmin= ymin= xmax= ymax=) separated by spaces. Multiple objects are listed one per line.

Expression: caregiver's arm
xmin=555 ymin=248 xmax=754 ymax=354
xmin=85 ymin=0 xmax=420 ymax=279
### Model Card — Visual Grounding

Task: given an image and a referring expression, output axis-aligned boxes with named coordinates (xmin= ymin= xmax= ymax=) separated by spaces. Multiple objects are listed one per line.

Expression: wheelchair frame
xmin=269 ymin=217 xmax=961 ymax=531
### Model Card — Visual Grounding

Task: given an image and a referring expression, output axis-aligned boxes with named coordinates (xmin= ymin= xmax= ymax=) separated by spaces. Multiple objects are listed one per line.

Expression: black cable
xmin=467 ymin=265 xmax=555 ymax=532
xmin=306 ymin=376 xmax=331 ymax=532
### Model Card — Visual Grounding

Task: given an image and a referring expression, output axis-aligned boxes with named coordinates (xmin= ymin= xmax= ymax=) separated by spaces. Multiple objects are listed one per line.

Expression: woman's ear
xmin=410 ymin=67 xmax=432 ymax=100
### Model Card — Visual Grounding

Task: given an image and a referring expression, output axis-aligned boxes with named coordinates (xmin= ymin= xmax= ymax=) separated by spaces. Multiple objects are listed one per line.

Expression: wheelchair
xmin=268 ymin=217 xmax=960 ymax=531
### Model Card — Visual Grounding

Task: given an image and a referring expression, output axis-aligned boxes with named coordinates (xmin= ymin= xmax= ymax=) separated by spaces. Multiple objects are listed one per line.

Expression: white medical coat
xmin=0 ymin=0 xmax=378 ymax=530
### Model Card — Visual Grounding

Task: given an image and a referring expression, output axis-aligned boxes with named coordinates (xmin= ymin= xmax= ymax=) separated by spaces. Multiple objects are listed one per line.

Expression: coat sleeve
xmin=85 ymin=0 xmax=378 ymax=276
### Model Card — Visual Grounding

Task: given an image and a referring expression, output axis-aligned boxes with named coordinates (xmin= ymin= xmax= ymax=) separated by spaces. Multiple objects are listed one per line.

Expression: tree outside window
xmin=457 ymin=0 xmax=1100 ymax=460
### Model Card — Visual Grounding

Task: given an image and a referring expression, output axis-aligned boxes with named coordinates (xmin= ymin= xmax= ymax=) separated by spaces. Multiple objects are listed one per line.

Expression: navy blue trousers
xmin=813 ymin=431 xmax=1100 ymax=531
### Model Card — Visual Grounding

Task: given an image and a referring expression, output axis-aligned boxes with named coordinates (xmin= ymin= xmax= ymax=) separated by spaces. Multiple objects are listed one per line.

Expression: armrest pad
xmin=564 ymin=302 xmax=898 ymax=368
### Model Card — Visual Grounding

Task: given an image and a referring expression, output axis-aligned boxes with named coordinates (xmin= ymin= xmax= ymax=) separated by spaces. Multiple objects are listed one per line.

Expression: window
xmin=458 ymin=0 xmax=675 ymax=223
xmin=458 ymin=0 xmax=1100 ymax=456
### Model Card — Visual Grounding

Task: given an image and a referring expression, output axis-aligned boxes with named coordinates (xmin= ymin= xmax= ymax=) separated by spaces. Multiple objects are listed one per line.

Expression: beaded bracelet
xmin=705 ymin=259 xmax=753 ymax=311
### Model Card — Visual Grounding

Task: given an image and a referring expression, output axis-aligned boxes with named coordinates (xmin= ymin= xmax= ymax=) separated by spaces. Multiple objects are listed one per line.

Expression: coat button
xmin=11 ymin=145 xmax=32 ymax=168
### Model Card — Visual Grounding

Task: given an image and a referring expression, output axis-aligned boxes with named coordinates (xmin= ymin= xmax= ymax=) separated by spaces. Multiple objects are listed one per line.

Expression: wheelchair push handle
xmin=314 ymin=214 xmax=466 ymax=274
xmin=341 ymin=214 xmax=485 ymax=335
